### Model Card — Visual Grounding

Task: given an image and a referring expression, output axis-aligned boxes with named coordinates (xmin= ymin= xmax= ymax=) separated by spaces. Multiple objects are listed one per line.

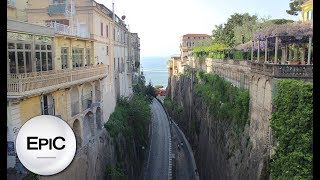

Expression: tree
xmin=211 ymin=13 xmax=258 ymax=47
xmin=286 ymin=0 xmax=306 ymax=16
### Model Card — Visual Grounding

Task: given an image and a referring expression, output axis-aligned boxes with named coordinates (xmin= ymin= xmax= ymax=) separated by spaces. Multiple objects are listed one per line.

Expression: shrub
xmin=270 ymin=79 xmax=313 ymax=179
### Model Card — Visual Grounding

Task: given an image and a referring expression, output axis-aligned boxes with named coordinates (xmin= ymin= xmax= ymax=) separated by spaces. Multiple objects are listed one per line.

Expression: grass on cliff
xmin=194 ymin=70 xmax=249 ymax=133
xmin=270 ymin=79 xmax=313 ymax=179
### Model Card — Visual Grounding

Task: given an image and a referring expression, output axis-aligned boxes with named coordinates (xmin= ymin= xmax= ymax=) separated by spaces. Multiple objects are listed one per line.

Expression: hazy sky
xmin=95 ymin=0 xmax=300 ymax=58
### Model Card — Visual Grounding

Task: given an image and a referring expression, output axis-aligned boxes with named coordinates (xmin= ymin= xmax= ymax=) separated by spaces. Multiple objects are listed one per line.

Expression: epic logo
xmin=27 ymin=137 xmax=65 ymax=150
xmin=16 ymin=115 xmax=76 ymax=176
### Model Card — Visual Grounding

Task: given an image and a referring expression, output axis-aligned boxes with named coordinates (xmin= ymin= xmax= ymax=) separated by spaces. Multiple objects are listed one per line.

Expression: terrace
xmin=7 ymin=65 xmax=107 ymax=98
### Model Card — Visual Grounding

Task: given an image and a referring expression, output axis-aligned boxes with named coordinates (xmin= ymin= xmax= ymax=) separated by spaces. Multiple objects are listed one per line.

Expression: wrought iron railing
xmin=45 ymin=22 xmax=90 ymax=38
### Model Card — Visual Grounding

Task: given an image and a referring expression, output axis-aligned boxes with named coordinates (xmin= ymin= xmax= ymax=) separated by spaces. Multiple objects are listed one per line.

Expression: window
xmin=113 ymin=28 xmax=115 ymax=40
xmin=61 ymin=47 xmax=68 ymax=69
xmin=8 ymin=42 xmax=33 ymax=74
xmin=72 ymin=48 xmax=83 ymax=68
xmin=35 ymin=44 xmax=53 ymax=72
xmin=41 ymin=94 xmax=54 ymax=115
xmin=101 ymin=22 xmax=103 ymax=36
xmin=106 ymin=25 xmax=108 ymax=38
xmin=106 ymin=46 xmax=109 ymax=56
xmin=86 ymin=49 xmax=90 ymax=66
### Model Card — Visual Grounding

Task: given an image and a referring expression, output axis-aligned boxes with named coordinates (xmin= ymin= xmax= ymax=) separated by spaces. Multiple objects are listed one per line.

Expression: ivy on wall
xmin=270 ymin=79 xmax=313 ymax=179
xmin=194 ymin=71 xmax=249 ymax=133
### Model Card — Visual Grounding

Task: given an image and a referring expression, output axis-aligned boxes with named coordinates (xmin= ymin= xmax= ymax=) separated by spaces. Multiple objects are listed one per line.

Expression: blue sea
xmin=140 ymin=56 xmax=169 ymax=88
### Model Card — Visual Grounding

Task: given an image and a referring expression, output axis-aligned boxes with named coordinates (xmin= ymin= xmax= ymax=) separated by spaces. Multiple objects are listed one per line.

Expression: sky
xmin=95 ymin=0 xmax=300 ymax=58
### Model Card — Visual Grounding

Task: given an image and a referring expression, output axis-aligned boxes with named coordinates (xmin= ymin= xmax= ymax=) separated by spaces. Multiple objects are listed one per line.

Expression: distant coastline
xmin=141 ymin=56 xmax=169 ymax=88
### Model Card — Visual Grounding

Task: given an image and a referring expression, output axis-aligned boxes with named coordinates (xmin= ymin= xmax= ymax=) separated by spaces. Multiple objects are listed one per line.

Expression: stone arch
xmin=83 ymin=111 xmax=95 ymax=142
xmin=96 ymin=107 xmax=102 ymax=130
xmin=82 ymin=83 xmax=93 ymax=110
xmin=73 ymin=119 xmax=82 ymax=149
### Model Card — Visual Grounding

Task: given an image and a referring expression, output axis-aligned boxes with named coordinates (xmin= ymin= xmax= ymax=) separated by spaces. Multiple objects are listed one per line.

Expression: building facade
xmin=7 ymin=0 xmax=139 ymax=178
xmin=180 ymin=34 xmax=210 ymax=61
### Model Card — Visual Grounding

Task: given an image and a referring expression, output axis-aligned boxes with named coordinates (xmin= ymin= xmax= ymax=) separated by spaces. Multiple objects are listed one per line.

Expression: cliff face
xmin=166 ymin=74 xmax=270 ymax=180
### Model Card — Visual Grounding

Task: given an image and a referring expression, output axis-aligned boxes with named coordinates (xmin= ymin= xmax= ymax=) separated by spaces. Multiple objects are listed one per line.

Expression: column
xmin=288 ymin=47 xmax=292 ymax=63
xmin=264 ymin=38 xmax=268 ymax=63
xmin=251 ymin=41 xmax=254 ymax=61
xmin=257 ymin=40 xmax=260 ymax=62
xmin=294 ymin=45 xmax=298 ymax=61
xmin=274 ymin=36 xmax=279 ymax=64
xmin=301 ymin=48 xmax=305 ymax=64
xmin=307 ymin=37 xmax=312 ymax=64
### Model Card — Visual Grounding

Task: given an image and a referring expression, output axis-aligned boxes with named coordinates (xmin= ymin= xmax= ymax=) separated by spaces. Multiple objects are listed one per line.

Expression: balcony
xmin=48 ymin=3 xmax=66 ymax=15
xmin=45 ymin=22 xmax=90 ymax=39
xmin=7 ymin=65 xmax=107 ymax=98
xmin=7 ymin=0 xmax=15 ymax=8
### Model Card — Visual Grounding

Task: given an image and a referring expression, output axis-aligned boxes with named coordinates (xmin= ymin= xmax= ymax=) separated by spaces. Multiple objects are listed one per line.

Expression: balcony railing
xmin=250 ymin=62 xmax=313 ymax=78
xmin=45 ymin=22 xmax=90 ymax=38
xmin=7 ymin=65 xmax=107 ymax=98
xmin=7 ymin=0 xmax=15 ymax=7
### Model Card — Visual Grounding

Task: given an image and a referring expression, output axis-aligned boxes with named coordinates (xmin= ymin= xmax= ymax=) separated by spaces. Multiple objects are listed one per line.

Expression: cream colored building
xmin=180 ymin=34 xmax=210 ymax=61
xmin=7 ymin=0 xmax=29 ymax=21
xmin=7 ymin=0 xmax=138 ymax=178
xmin=7 ymin=20 xmax=106 ymax=172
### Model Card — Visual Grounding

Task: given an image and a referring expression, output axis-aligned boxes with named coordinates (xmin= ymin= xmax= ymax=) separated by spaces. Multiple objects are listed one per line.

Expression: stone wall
xmin=166 ymin=67 xmax=275 ymax=179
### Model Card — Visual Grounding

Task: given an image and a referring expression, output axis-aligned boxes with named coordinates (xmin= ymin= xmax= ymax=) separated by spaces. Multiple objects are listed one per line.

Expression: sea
xmin=140 ymin=56 xmax=170 ymax=88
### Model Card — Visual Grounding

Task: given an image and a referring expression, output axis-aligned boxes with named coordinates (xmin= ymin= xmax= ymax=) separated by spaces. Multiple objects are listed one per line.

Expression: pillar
xmin=288 ymin=46 xmax=292 ymax=63
xmin=294 ymin=45 xmax=298 ymax=61
xmin=274 ymin=36 xmax=279 ymax=64
xmin=257 ymin=41 xmax=260 ymax=62
xmin=301 ymin=48 xmax=305 ymax=64
xmin=251 ymin=41 xmax=254 ymax=61
xmin=264 ymin=38 xmax=268 ymax=63
xmin=307 ymin=37 xmax=312 ymax=64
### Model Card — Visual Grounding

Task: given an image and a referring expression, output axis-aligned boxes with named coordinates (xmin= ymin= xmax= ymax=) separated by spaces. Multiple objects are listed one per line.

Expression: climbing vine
xmin=270 ymin=79 xmax=313 ymax=179
xmin=194 ymin=71 xmax=249 ymax=133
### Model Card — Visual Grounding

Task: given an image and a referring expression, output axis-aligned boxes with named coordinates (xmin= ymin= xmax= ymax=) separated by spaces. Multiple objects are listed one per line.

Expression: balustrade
xmin=7 ymin=65 xmax=107 ymax=97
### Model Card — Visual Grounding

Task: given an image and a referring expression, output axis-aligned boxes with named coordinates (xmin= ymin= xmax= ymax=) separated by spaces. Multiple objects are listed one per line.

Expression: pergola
xmin=236 ymin=21 xmax=313 ymax=65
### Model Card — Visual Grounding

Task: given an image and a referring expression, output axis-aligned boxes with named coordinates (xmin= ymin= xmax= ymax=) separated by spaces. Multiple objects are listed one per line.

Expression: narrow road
xmin=171 ymin=123 xmax=198 ymax=180
xmin=145 ymin=99 xmax=170 ymax=180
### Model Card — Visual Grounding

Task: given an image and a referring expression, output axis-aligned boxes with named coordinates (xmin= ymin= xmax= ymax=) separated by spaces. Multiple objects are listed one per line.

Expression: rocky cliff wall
xmin=166 ymin=73 xmax=272 ymax=180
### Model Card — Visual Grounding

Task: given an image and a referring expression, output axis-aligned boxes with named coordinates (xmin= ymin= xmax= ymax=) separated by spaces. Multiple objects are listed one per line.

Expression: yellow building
xmin=7 ymin=19 xmax=106 ymax=170
xmin=301 ymin=0 xmax=313 ymax=21
xmin=7 ymin=0 xmax=28 ymax=21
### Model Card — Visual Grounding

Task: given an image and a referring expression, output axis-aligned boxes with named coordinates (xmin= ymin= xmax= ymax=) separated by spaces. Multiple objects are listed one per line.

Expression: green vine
xmin=270 ymin=79 xmax=313 ymax=179
xmin=194 ymin=71 xmax=249 ymax=133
